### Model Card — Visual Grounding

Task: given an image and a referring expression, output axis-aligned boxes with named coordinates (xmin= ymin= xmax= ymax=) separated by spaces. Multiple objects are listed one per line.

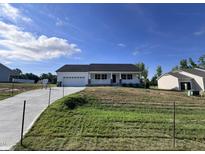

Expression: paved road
xmin=0 ymin=87 xmax=85 ymax=150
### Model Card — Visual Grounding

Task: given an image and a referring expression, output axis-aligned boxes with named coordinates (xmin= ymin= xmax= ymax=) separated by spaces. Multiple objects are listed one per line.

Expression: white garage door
xmin=63 ymin=76 xmax=87 ymax=86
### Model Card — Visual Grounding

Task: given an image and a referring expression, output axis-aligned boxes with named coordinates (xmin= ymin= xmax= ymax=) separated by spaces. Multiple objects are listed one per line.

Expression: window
xmin=127 ymin=74 xmax=133 ymax=80
xmin=94 ymin=74 xmax=107 ymax=80
xmin=102 ymin=74 xmax=107 ymax=80
xmin=95 ymin=74 xmax=101 ymax=80
xmin=121 ymin=74 xmax=127 ymax=79
xmin=121 ymin=74 xmax=133 ymax=80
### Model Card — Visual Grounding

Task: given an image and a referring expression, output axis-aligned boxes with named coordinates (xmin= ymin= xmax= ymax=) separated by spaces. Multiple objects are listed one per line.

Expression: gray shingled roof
xmin=182 ymin=68 xmax=205 ymax=78
xmin=56 ymin=65 xmax=89 ymax=72
xmin=168 ymin=72 xmax=193 ymax=80
xmin=0 ymin=63 xmax=19 ymax=76
xmin=56 ymin=64 xmax=140 ymax=72
xmin=89 ymin=64 xmax=139 ymax=72
xmin=0 ymin=63 xmax=12 ymax=72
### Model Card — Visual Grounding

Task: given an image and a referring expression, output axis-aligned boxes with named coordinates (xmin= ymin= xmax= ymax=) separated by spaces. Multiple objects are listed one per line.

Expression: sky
xmin=0 ymin=3 xmax=205 ymax=78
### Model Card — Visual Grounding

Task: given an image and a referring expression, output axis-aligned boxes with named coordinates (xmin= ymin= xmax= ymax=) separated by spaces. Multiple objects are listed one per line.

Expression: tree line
xmin=172 ymin=55 xmax=205 ymax=71
xmin=136 ymin=54 xmax=205 ymax=87
xmin=12 ymin=68 xmax=57 ymax=84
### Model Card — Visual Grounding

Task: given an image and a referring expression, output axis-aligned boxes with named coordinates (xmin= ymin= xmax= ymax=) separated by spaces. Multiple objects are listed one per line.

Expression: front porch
xmin=88 ymin=72 xmax=140 ymax=85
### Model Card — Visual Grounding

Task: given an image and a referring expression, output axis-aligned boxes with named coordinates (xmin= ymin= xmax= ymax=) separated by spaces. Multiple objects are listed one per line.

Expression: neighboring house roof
xmin=56 ymin=65 xmax=89 ymax=72
xmin=0 ymin=63 xmax=13 ymax=72
xmin=56 ymin=64 xmax=140 ymax=72
xmin=89 ymin=64 xmax=139 ymax=72
xmin=157 ymin=72 xmax=192 ymax=80
xmin=181 ymin=68 xmax=205 ymax=78
xmin=0 ymin=63 xmax=18 ymax=76
xmin=168 ymin=72 xmax=193 ymax=80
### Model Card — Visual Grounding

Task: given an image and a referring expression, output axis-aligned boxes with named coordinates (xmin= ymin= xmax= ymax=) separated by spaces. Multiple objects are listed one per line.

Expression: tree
xmin=150 ymin=65 xmax=162 ymax=86
xmin=135 ymin=62 xmax=149 ymax=88
xmin=179 ymin=59 xmax=189 ymax=69
xmin=40 ymin=73 xmax=57 ymax=84
xmin=16 ymin=73 xmax=39 ymax=83
xmin=188 ymin=58 xmax=198 ymax=68
xmin=13 ymin=68 xmax=22 ymax=75
xmin=156 ymin=65 xmax=162 ymax=77
xmin=150 ymin=75 xmax=157 ymax=86
xmin=198 ymin=55 xmax=205 ymax=69
xmin=172 ymin=65 xmax=179 ymax=71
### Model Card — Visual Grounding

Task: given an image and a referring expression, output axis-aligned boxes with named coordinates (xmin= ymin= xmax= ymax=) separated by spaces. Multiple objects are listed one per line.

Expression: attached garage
xmin=63 ymin=76 xmax=87 ymax=86
xmin=56 ymin=65 xmax=89 ymax=87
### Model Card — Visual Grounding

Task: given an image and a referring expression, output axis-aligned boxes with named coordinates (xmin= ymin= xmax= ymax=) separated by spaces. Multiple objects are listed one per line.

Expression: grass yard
xmin=15 ymin=87 xmax=205 ymax=150
xmin=0 ymin=83 xmax=55 ymax=101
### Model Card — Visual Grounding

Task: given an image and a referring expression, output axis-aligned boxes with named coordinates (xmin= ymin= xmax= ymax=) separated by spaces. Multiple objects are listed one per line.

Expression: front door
xmin=112 ymin=74 xmax=116 ymax=83
xmin=180 ymin=82 xmax=191 ymax=90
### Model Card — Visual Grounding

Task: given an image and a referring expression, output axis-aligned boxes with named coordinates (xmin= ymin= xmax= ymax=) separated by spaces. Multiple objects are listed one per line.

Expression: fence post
xmin=62 ymin=77 xmax=65 ymax=97
xmin=21 ymin=100 xmax=26 ymax=146
xmin=63 ymin=84 xmax=64 ymax=97
xmin=173 ymin=101 xmax=176 ymax=148
xmin=48 ymin=87 xmax=51 ymax=106
xmin=11 ymin=79 xmax=14 ymax=96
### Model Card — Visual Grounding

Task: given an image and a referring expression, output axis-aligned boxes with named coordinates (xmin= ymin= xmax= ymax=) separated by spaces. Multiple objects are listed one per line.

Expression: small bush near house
xmin=64 ymin=94 xmax=88 ymax=109
xmin=200 ymin=91 xmax=205 ymax=97
xmin=122 ymin=83 xmax=128 ymax=87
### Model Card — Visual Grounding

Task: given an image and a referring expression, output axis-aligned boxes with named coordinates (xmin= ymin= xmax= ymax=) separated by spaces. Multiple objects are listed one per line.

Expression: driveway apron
xmin=0 ymin=87 xmax=85 ymax=150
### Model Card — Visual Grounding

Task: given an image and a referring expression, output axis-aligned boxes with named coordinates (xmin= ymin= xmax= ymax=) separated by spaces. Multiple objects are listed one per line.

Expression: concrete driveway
xmin=0 ymin=87 xmax=85 ymax=150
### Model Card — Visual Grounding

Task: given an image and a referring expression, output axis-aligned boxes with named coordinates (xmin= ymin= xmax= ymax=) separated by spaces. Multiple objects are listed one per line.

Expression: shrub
xmin=128 ymin=83 xmax=133 ymax=87
xmin=122 ymin=83 xmax=128 ymax=87
xmin=64 ymin=94 xmax=88 ymax=109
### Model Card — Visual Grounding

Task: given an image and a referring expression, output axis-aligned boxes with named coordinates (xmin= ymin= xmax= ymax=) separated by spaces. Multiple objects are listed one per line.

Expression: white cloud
xmin=132 ymin=44 xmax=159 ymax=56
xmin=0 ymin=21 xmax=81 ymax=61
xmin=0 ymin=3 xmax=32 ymax=23
xmin=117 ymin=43 xmax=126 ymax=47
xmin=56 ymin=18 xmax=64 ymax=26
xmin=193 ymin=29 xmax=205 ymax=36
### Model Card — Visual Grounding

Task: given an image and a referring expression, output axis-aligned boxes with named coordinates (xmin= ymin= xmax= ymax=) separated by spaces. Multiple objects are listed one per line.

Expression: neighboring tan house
xmin=157 ymin=68 xmax=205 ymax=91
xmin=56 ymin=64 xmax=141 ymax=86
xmin=0 ymin=63 xmax=18 ymax=82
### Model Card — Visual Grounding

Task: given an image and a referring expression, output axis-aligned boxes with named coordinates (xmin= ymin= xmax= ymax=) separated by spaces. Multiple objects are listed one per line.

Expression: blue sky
xmin=0 ymin=3 xmax=205 ymax=78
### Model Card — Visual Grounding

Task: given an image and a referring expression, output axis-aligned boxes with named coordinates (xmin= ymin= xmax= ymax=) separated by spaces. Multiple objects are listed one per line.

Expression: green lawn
xmin=0 ymin=83 xmax=56 ymax=101
xmin=14 ymin=87 xmax=205 ymax=150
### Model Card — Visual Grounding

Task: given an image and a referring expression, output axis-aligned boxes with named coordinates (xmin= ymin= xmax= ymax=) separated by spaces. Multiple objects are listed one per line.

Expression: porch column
xmin=88 ymin=73 xmax=91 ymax=85
xmin=110 ymin=73 xmax=112 ymax=84
xmin=119 ymin=73 xmax=121 ymax=84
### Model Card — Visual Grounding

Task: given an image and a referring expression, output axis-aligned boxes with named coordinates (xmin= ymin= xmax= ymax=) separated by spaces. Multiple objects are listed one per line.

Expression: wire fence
xmin=82 ymin=97 xmax=205 ymax=150
xmin=1 ymin=83 xmax=205 ymax=150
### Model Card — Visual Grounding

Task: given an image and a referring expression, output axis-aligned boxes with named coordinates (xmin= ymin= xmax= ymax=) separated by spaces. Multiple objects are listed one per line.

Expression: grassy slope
xmin=15 ymin=87 xmax=205 ymax=150
xmin=0 ymin=83 xmax=55 ymax=101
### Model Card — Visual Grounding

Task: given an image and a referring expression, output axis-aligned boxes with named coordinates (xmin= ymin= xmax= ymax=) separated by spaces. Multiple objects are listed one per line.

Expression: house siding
xmin=0 ymin=66 xmax=12 ymax=82
xmin=158 ymin=74 xmax=179 ymax=90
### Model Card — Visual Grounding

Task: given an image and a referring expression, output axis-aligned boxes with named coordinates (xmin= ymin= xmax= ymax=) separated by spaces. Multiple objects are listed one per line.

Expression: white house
xmin=157 ymin=68 xmax=205 ymax=91
xmin=56 ymin=64 xmax=141 ymax=86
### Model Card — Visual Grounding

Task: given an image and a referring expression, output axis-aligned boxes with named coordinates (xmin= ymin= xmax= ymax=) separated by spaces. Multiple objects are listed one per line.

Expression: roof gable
xmin=157 ymin=72 xmax=192 ymax=80
xmin=168 ymin=72 xmax=192 ymax=79
xmin=181 ymin=68 xmax=205 ymax=78
xmin=0 ymin=63 xmax=13 ymax=72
